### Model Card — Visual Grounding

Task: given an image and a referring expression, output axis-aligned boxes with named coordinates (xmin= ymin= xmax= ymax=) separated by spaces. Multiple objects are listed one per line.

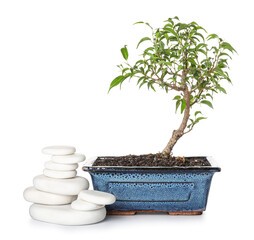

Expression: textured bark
xmin=162 ymin=90 xmax=190 ymax=155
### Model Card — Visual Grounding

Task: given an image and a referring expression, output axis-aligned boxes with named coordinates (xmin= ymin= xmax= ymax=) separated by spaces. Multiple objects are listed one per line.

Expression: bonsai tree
xmin=109 ymin=17 xmax=236 ymax=156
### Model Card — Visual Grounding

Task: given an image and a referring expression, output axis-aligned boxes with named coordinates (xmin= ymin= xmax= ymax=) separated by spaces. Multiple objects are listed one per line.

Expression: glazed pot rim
xmin=82 ymin=156 xmax=221 ymax=172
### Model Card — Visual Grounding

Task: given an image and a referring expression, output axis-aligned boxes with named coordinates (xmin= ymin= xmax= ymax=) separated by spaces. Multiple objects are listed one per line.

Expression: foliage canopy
xmin=109 ymin=17 xmax=236 ymax=154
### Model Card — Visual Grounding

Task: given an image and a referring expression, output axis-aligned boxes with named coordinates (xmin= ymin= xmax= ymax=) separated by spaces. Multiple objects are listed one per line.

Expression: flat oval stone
xmin=29 ymin=204 xmax=106 ymax=225
xmin=51 ymin=153 xmax=86 ymax=164
xmin=42 ymin=146 xmax=76 ymax=156
xmin=44 ymin=161 xmax=78 ymax=171
xmin=33 ymin=175 xmax=89 ymax=195
xmin=78 ymin=190 xmax=116 ymax=205
xmin=43 ymin=169 xmax=77 ymax=179
xmin=23 ymin=187 xmax=76 ymax=205
xmin=71 ymin=199 xmax=104 ymax=211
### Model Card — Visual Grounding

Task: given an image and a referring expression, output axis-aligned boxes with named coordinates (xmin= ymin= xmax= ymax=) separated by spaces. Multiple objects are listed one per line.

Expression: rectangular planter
xmin=83 ymin=156 xmax=220 ymax=215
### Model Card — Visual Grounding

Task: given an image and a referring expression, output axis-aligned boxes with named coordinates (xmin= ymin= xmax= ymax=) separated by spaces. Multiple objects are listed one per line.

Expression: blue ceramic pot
xmin=83 ymin=156 xmax=220 ymax=214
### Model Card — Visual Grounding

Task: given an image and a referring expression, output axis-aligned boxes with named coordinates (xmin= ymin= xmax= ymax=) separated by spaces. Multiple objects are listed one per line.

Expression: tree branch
xmin=162 ymin=90 xmax=191 ymax=154
xmin=190 ymin=89 xmax=204 ymax=107
xmin=183 ymin=124 xmax=194 ymax=135
xmin=165 ymin=67 xmax=181 ymax=77
xmin=191 ymin=51 xmax=220 ymax=93
xmin=191 ymin=67 xmax=215 ymax=93
xmin=149 ymin=65 xmax=185 ymax=91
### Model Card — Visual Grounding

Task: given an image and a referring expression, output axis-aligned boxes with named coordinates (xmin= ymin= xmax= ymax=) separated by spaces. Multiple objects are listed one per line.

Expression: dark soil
xmin=93 ymin=153 xmax=211 ymax=167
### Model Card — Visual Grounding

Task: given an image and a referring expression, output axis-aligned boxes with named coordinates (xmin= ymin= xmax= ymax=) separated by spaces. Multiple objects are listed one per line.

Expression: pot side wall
xmin=88 ymin=169 xmax=217 ymax=212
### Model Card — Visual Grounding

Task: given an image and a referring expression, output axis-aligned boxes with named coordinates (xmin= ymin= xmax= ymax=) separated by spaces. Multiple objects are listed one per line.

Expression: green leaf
xmin=187 ymin=58 xmax=196 ymax=65
xmin=176 ymin=100 xmax=181 ymax=113
xmin=164 ymin=21 xmax=173 ymax=26
xmin=214 ymin=67 xmax=230 ymax=81
xmin=206 ymin=93 xmax=213 ymax=100
xmin=177 ymin=23 xmax=188 ymax=32
xmin=164 ymin=61 xmax=172 ymax=66
xmin=219 ymin=52 xmax=232 ymax=59
xmin=122 ymin=67 xmax=129 ymax=74
xmin=196 ymin=117 xmax=207 ymax=123
xmin=195 ymin=111 xmax=202 ymax=117
xmin=211 ymin=89 xmax=218 ymax=93
xmin=211 ymin=46 xmax=219 ymax=54
xmin=217 ymin=60 xmax=227 ymax=68
xmin=134 ymin=21 xmax=153 ymax=29
xmin=190 ymin=21 xmax=198 ymax=26
xmin=189 ymin=36 xmax=198 ymax=44
xmin=120 ymin=45 xmax=128 ymax=60
xmin=144 ymin=47 xmax=154 ymax=53
xmin=220 ymin=42 xmax=237 ymax=53
xmin=196 ymin=43 xmax=207 ymax=50
xmin=163 ymin=27 xmax=179 ymax=39
xmin=216 ymin=85 xmax=227 ymax=94
xmin=164 ymin=23 xmax=173 ymax=28
xmin=134 ymin=21 xmax=144 ymax=25
xmin=196 ymin=26 xmax=207 ymax=33
xmin=145 ymin=22 xmax=153 ymax=30
xmin=187 ymin=118 xmax=194 ymax=128
xmin=135 ymin=60 xmax=144 ymax=66
xmin=173 ymin=95 xmax=181 ymax=100
xmin=190 ymin=95 xmax=194 ymax=105
xmin=181 ymin=99 xmax=186 ymax=114
xmin=195 ymin=32 xmax=205 ymax=41
xmin=137 ymin=76 xmax=146 ymax=85
xmin=108 ymin=75 xmax=125 ymax=92
xmin=137 ymin=37 xmax=151 ymax=49
xmin=207 ymin=34 xmax=219 ymax=40
xmin=165 ymin=18 xmax=174 ymax=25
xmin=178 ymin=65 xmax=183 ymax=70
xmin=158 ymin=60 xmax=172 ymax=66
xmin=139 ymin=80 xmax=147 ymax=88
xmin=147 ymin=81 xmax=155 ymax=90
xmin=197 ymin=49 xmax=207 ymax=56
xmin=201 ymin=100 xmax=213 ymax=109
xmin=166 ymin=35 xmax=178 ymax=42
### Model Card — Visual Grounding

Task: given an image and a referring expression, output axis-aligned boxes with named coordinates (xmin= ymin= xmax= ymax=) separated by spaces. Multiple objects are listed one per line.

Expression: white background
xmin=0 ymin=0 xmax=253 ymax=239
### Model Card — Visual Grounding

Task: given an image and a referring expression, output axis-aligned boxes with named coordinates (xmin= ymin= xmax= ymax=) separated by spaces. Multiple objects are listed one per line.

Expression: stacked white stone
xmin=23 ymin=146 xmax=89 ymax=224
xmin=28 ymin=190 xmax=116 ymax=226
xmin=24 ymin=146 xmax=116 ymax=225
xmin=24 ymin=146 xmax=88 ymax=204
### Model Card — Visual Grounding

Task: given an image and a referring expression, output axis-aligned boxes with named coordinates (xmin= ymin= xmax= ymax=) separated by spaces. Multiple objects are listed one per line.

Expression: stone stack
xmin=23 ymin=146 xmax=116 ymax=225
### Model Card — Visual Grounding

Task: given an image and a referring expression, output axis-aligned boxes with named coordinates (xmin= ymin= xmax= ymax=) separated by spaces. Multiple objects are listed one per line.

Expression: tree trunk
xmin=162 ymin=90 xmax=190 ymax=155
